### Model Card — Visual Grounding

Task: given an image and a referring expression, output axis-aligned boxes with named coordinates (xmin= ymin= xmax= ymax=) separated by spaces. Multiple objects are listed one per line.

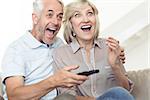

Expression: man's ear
xmin=32 ymin=13 xmax=39 ymax=25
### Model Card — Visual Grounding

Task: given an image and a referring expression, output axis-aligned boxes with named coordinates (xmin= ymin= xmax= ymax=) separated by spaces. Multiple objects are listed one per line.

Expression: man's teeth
xmin=47 ymin=28 xmax=56 ymax=34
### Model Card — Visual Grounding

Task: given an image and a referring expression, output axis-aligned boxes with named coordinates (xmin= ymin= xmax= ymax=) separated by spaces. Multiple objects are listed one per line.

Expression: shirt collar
xmin=70 ymin=38 xmax=103 ymax=54
xmin=93 ymin=39 xmax=103 ymax=48
xmin=24 ymin=30 xmax=47 ymax=49
xmin=70 ymin=39 xmax=81 ymax=53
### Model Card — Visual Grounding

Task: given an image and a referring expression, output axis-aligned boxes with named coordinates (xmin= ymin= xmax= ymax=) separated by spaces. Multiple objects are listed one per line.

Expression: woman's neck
xmin=77 ymin=38 xmax=94 ymax=64
xmin=77 ymin=39 xmax=94 ymax=50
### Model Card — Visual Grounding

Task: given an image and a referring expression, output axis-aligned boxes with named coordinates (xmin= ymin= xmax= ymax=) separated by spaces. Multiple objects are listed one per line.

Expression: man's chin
xmin=45 ymin=38 xmax=56 ymax=45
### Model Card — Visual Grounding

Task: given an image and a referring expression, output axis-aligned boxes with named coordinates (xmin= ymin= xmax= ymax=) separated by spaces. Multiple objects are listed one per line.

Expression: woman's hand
xmin=106 ymin=37 xmax=122 ymax=68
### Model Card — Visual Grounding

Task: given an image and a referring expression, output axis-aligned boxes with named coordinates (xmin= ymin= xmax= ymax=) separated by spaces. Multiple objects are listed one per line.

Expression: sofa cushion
xmin=0 ymin=69 xmax=149 ymax=100
xmin=127 ymin=68 xmax=150 ymax=100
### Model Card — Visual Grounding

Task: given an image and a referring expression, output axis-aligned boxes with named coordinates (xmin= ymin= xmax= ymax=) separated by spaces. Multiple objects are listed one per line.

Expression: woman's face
xmin=70 ymin=3 xmax=96 ymax=42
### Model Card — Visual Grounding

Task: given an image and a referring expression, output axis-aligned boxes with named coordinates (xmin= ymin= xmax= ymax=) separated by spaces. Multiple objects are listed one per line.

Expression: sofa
xmin=0 ymin=68 xmax=150 ymax=100
xmin=127 ymin=68 xmax=150 ymax=100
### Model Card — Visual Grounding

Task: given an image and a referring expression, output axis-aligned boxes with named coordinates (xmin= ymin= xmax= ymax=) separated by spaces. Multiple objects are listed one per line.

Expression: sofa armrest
xmin=127 ymin=68 xmax=150 ymax=100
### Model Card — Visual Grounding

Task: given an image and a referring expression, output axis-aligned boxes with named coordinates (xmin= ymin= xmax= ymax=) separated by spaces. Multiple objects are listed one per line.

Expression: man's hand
xmin=120 ymin=47 xmax=125 ymax=64
xmin=52 ymin=65 xmax=88 ymax=88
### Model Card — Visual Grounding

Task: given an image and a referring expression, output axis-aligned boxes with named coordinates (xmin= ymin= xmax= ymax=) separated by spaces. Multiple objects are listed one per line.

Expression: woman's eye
xmin=87 ymin=12 xmax=94 ymax=16
xmin=74 ymin=13 xmax=81 ymax=17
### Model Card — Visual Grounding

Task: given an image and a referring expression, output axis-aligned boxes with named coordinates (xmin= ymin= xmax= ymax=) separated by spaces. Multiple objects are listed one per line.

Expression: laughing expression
xmin=70 ymin=3 xmax=96 ymax=43
xmin=34 ymin=0 xmax=63 ymax=45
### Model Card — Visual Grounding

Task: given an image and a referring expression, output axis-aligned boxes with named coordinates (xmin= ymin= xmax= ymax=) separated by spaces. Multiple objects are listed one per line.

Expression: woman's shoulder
xmin=96 ymin=38 xmax=107 ymax=47
xmin=53 ymin=44 xmax=71 ymax=53
xmin=55 ymin=43 xmax=71 ymax=50
xmin=52 ymin=44 xmax=73 ymax=60
xmin=97 ymin=38 xmax=106 ymax=42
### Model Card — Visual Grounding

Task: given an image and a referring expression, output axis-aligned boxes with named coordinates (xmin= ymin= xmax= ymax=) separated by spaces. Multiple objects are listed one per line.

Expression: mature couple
xmin=1 ymin=0 xmax=134 ymax=100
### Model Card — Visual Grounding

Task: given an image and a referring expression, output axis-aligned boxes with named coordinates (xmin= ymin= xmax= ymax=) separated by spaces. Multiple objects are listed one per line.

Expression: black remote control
xmin=77 ymin=69 xmax=99 ymax=76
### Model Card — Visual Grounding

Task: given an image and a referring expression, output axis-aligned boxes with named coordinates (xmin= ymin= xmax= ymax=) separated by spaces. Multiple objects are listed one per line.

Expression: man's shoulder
xmin=6 ymin=33 xmax=27 ymax=52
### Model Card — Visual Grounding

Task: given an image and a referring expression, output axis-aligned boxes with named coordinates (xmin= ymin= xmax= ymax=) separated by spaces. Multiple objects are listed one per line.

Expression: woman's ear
xmin=32 ymin=13 xmax=39 ymax=25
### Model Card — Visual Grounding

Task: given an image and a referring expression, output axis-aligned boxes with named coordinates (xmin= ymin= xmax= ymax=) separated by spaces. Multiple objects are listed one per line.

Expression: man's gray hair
xmin=33 ymin=0 xmax=64 ymax=14
xmin=33 ymin=0 xmax=43 ymax=14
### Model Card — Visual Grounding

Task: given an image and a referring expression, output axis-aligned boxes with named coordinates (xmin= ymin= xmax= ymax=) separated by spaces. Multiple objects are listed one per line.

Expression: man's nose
xmin=51 ymin=17 xmax=59 ymax=25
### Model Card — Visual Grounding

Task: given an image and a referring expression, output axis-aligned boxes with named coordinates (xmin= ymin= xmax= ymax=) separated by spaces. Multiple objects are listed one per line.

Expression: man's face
xmin=33 ymin=0 xmax=63 ymax=45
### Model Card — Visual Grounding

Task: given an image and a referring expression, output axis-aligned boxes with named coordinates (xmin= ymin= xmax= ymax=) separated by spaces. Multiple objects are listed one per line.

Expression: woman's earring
xmin=73 ymin=33 xmax=76 ymax=37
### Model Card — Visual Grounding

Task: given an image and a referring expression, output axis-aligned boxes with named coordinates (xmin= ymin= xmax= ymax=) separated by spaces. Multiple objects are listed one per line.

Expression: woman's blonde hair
xmin=63 ymin=0 xmax=100 ymax=44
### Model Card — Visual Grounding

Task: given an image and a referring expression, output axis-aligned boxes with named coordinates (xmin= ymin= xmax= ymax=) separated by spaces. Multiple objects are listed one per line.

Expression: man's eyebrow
xmin=48 ymin=10 xmax=63 ymax=15
xmin=59 ymin=13 xmax=63 ymax=15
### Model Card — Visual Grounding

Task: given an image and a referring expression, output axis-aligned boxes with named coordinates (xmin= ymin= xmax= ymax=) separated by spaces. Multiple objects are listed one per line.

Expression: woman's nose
xmin=82 ymin=16 xmax=90 ymax=22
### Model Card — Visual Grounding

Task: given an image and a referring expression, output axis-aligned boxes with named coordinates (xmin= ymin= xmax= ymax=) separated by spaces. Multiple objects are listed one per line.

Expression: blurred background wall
xmin=0 ymin=0 xmax=149 ymax=71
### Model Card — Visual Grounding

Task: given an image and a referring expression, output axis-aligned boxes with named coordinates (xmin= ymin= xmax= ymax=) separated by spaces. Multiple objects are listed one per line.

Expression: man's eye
xmin=58 ymin=15 xmax=63 ymax=20
xmin=48 ymin=13 xmax=53 ymax=17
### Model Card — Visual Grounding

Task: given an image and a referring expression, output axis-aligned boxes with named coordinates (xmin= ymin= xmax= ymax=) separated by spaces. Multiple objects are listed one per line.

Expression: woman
xmin=52 ymin=0 xmax=134 ymax=100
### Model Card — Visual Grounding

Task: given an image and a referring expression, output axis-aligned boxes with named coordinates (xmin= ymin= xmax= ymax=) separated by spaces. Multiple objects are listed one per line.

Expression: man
xmin=1 ymin=0 xmax=125 ymax=100
xmin=1 ymin=0 xmax=88 ymax=99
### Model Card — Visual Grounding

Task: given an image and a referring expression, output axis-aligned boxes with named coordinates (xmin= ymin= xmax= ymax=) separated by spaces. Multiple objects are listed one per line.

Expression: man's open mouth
xmin=46 ymin=28 xmax=57 ymax=35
